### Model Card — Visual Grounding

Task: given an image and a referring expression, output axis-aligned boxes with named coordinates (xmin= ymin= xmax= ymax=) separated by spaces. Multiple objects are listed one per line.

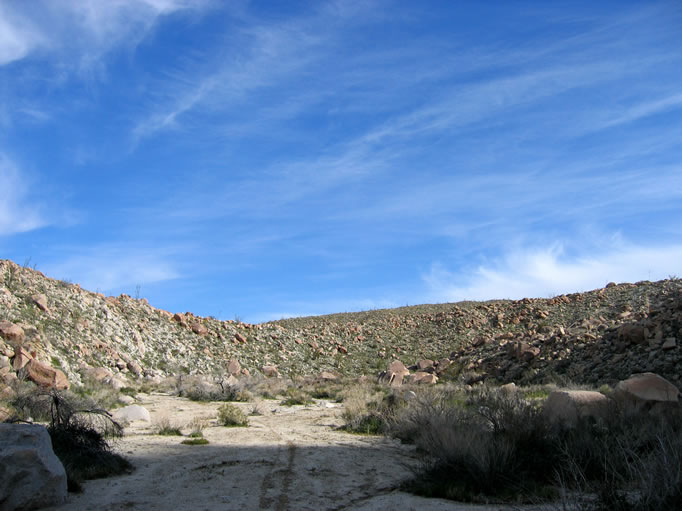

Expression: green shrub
xmin=217 ymin=403 xmax=248 ymax=427
xmin=280 ymin=387 xmax=313 ymax=406
xmin=154 ymin=416 xmax=182 ymax=436
xmin=181 ymin=437 xmax=209 ymax=445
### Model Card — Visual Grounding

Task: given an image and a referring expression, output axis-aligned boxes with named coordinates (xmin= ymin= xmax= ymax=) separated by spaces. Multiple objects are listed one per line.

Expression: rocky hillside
xmin=0 ymin=259 xmax=680 ymax=388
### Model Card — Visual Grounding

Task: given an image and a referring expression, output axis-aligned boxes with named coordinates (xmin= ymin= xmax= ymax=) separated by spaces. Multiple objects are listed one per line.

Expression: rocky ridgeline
xmin=1 ymin=259 xmax=681 ymax=391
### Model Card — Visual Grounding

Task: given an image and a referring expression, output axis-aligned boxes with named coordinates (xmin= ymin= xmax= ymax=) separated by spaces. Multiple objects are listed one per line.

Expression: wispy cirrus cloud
xmin=41 ymin=245 xmax=180 ymax=293
xmin=424 ymin=241 xmax=682 ymax=303
xmin=0 ymin=154 xmax=46 ymax=235
xmin=0 ymin=0 xmax=211 ymax=69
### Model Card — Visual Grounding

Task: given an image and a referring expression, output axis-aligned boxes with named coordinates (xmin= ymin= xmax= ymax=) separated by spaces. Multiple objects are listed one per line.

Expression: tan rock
xmin=227 ymin=359 xmax=241 ymax=375
xmin=0 ymin=320 xmax=24 ymax=346
xmin=191 ymin=322 xmax=208 ymax=336
xmin=31 ymin=293 xmax=49 ymax=312
xmin=409 ymin=372 xmax=438 ymax=384
xmin=262 ymin=365 xmax=279 ymax=378
xmin=543 ymin=390 xmax=609 ymax=426
xmin=417 ymin=359 xmax=434 ymax=370
xmin=318 ymin=371 xmax=340 ymax=382
xmin=26 ymin=359 xmax=69 ymax=390
xmin=12 ymin=345 xmax=32 ymax=370
xmin=614 ymin=373 xmax=679 ymax=410
xmin=173 ymin=312 xmax=187 ymax=325
xmin=235 ymin=333 xmax=247 ymax=344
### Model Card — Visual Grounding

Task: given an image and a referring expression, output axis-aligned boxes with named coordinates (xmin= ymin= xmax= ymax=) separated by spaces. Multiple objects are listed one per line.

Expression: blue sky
xmin=1 ymin=1 xmax=681 ymax=322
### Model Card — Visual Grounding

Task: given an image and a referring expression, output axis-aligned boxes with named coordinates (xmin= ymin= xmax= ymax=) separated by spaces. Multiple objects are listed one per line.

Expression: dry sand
xmin=44 ymin=393 xmax=553 ymax=511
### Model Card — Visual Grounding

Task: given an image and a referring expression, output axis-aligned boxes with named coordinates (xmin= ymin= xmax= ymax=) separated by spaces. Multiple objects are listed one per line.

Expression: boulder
xmin=172 ymin=313 xmax=187 ymax=326
xmin=0 ymin=321 xmax=24 ymax=347
xmin=235 ymin=333 xmax=247 ymax=344
xmin=25 ymin=360 xmax=69 ymax=390
xmin=409 ymin=372 xmax=438 ymax=384
xmin=191 ymin=322 xmax=208 ymax=336
xmin=378 ymin=360 xmax=410 ymax=387
xmin=613 ymin=373 xmax=680 ymax=412
xmin=226 ymin=359 xmax=241 ymax=376
xmin=618 ymin=324 xmax=647 ymax=345
xmin=0 ymin=424 xmax=68 ymax=510
xmin=262 ymin=365 xmax=280 ymax=378
xmin=126 ymin=360 xmax=142 ymax=377
xmin=417 ymin=359 xmax=434 ymax=371
xmin=31 ymin=294 xmax=49 ymax=312
xmin=317 ymin=371 xmax=340 ymax=382
xmin=112 ymin=404 xmax=151 ymax=423
xmin=12 ymin=346 xmax=33 ymax=370
xmin=543 ymin=390 xmax=609 ymax=427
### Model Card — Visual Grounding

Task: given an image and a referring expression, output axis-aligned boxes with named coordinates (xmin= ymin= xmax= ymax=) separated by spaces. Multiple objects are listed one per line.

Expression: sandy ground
xmin=43 ymin=393 xmax=554 ymax=511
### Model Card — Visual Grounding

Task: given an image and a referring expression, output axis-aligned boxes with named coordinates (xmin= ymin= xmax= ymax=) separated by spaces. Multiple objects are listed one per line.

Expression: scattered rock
xmin=0 ymin=320 xmax=24 ymax=346
xmin=262 ymin=365 xmax=280 ymax=378
xmin=613 ymin=372 xmax=680 ymax=412
xmin=31 ymin=293 xmax=49 ymax=312
xmin=543 ymin=390 xmax=609 ymax=426
xmin=12 ymin=345 xmax=33 ymax=370
xmin=25 ymin=359 xmax=70 ymax=390
xmin=618 ymin=324 xmax=647 ymax=345
xmin=227 ymin=359 xmax=241 ymax=375
xmin=0 ymin=424 xmax=68 ymax=511
xmin=112 ymin=404 xmax=151 ymax=423
xmin=191 ymin=322 xmax=208 ymax=336
xmin=409 ymin=372 xmax=438 ymax=384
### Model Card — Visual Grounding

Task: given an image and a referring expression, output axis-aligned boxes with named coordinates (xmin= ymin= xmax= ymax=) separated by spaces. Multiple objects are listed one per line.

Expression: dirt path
xmin=44 ymin=394 xmax=550 ymax=511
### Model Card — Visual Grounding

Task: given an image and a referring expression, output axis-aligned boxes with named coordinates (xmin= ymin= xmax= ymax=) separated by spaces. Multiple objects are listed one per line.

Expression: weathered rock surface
xmin=26 ymin=359 xmax=69 ymax=390
xmin=543 ymin=390 xmax=609 ymax=426
xmin=0 ymin=320 xmax=24 ymax=346
xmin=613 ymin=372 xmax=680 ymax=412
xmin=0 ymin=424 xmax=68 ymax=511
xmin=112 ymin=404 xmax=151 ymax=423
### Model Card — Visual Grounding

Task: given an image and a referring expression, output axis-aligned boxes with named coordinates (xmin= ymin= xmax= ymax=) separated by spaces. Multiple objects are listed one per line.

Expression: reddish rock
xmin=12 ymin=346 xmax=32 ymax=370
xmin=409 ymin=372 xmax=438 ymax=384
xmin=543 ymin=390 xmax=609 ymax=426
xmin=618 ymin=324 xmax=647 ymax=345
xmin=0 ymin=321 xmax=24 ymax=346
xmin=417 ymin=359 xmax=434 ymax=370
xmin=191 ymin=322 xmax=208 ymax=336
xmin=235 ymin=333 xmax=247 ymax=344
xmin=173 ymin=313 xmax=187 ymax=325
xmin=378 ymin=360 xmax=410 ymax=387
xmin=26 ymin=360 xmax=69 ymax=390
xmin=31 ymin=294 xmax=49 ymax=312
xmin=262 ymin=365 xmax=279 ymax=378
xmin=337 ymin=345 xmax=348 ymax=354
xmin=227 ymin=359 xmax=241 ymax=375
xmin=126 ymin=360 xmax=142 ymax=377
xmin=614 ymin=373 xmax=679 ymax=411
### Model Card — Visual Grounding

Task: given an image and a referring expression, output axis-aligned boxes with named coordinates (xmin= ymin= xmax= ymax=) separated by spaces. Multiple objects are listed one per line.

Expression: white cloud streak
xmin=42 ymin=247 xmax=180 ymax=293
xmin=425 ymin=242 xmax=682 ymax=303
xmin=0 ymin=154 xmax=46 ymax=235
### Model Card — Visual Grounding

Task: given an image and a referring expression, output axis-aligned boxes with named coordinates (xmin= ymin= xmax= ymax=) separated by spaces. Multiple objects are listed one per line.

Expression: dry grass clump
xmin=154 ymin=414 xmax=183 ymax=436
xmin=340 ymin=384 xmax=396 ymax=435
xmin=280 ymin=386 xmax=313 ymax=406
xmin=217 ymin=403 xmax=248 ymax=427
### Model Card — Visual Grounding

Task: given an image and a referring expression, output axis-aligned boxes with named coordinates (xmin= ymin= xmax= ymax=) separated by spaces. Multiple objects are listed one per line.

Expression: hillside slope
xmin=1 ymin=259 xmax=680 ymax=388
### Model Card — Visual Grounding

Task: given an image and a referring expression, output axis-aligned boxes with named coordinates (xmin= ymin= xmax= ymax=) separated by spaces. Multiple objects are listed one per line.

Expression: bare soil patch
xmin=42 ymin=393 xmax=550 ymax=510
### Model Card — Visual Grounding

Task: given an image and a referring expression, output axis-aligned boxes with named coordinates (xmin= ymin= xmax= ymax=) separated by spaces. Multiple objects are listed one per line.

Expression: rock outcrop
xmin=0 ymin=424 xmax=68 ymax=511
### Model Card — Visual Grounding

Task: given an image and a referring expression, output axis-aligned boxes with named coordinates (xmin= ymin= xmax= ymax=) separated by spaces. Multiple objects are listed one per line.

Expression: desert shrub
xmin=217 ymin=403 xmax=248 ymax=427
xmin=181 ymin=437 xmax=209 ymax=445
xmin=154 ymin=415 xmax=182 ymax=436
xmin=395 ymin=384 xmax=682 ymax=506
xmin=249 ymin=403 xmax=264 ymax=416
xmin=280 ymin=386 xmax=313 ymax=406
xmin=398 ymin=385 xmax=558 ymax=502
xmin=9 ymin=388 xmax=131 ymax=492
xmin=177 ymin=375 xmax=250 ymax=402
xmin=341 ymin=385 xmax=396 ymax=435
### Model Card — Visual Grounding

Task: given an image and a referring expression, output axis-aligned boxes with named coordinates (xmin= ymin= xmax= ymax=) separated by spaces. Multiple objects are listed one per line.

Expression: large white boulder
xmin=112 ymin=404 xmax=151 ymax=423
xmin=0 ymin=424 xmax=67 ymax=511
xmin=543 ymin=390 xmax=609 ymax=427
xmin=613 ymin=372 xmax=680 ymax=413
